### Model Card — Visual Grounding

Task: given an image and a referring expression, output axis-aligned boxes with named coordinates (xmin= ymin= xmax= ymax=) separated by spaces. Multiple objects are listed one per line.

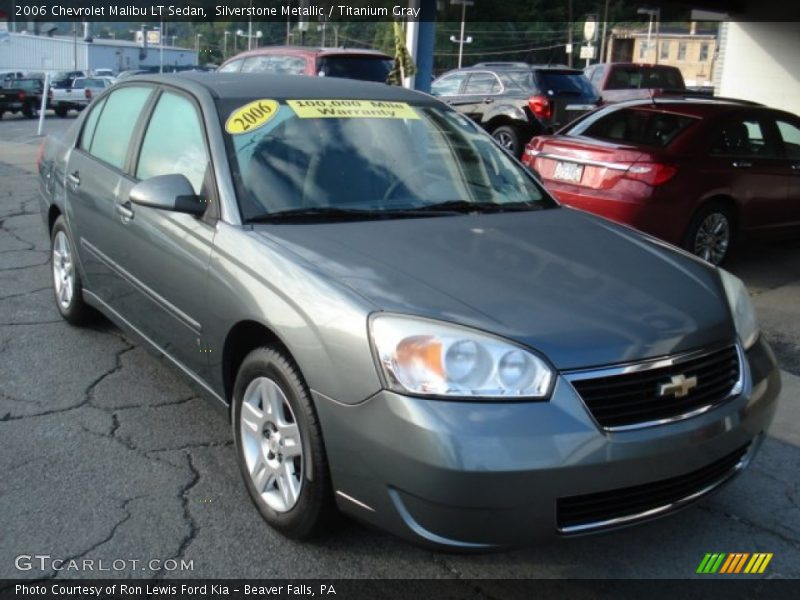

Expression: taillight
xmin=36 ymin=141 xmax=45 ymax=171
xmin=18 ymin=91 xmax=26 ymax=101
xmin=85 ymin=89 xmax=92 ymax=100
xmin=624 ymin=162 xmax=677 ymax=186
xmin=528 ymin=95 xmax=552 ymax=120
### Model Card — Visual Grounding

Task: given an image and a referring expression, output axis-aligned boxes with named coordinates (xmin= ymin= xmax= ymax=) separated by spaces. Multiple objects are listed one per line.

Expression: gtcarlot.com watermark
xmin=15 ymin=554 xmax=194 ymax=573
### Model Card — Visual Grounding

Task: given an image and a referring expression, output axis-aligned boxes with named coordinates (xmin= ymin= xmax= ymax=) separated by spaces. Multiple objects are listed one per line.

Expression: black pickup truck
xmin=0 ymin=78 xmax=45 ymax=119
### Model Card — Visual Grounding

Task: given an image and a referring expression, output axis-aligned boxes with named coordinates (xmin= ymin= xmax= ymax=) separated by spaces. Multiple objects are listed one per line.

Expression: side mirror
xmin=129 ymin=174 xmax=206 ymax=216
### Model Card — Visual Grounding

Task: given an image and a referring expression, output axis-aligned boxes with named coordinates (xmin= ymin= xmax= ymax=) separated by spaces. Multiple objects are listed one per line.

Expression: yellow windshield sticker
xmin=287 ymin=99 xmax=420 ymax=120
xmin=225 ymin=99 xmax=280 ymax=134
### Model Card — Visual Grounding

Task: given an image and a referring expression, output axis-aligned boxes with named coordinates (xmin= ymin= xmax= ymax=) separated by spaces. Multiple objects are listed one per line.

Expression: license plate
xmin=553 ymin=161 xmax=584 ymax=183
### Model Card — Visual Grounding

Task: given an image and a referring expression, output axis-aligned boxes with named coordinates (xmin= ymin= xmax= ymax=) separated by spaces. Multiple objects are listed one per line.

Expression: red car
xmin=523 ymin=99 xmax=800 ymax=264
xmin=218 ymin=46 xmax=393 ymax=83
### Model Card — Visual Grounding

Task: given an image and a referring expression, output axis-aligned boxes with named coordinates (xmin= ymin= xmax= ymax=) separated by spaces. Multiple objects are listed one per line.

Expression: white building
xmin=0 ymin=32 xmax=198 ymax=75
xmin=714 ymin=21 xmax=800 ymax=115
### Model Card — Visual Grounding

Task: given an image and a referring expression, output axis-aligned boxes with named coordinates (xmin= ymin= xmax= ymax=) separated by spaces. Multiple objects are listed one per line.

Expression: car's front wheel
xmin=232 ymin=347 xmax=333 ymax=539
xmin=683 ymin=203 xmax=735 ymax=265
xmin=50 ymin=216 xmax=92 ymax=324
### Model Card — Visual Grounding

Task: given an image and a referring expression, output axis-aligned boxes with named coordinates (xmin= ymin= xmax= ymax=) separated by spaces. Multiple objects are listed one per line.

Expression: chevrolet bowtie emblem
xmin=658 ymin=374 xmax=698 ymax=398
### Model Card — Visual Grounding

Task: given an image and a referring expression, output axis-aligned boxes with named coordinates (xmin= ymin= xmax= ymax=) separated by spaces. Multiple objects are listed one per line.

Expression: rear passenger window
xmin=88 ymin=86 xmax=152 ymax=170
xmin=464 ymin=73 xmax=501 ymax=94
xmin=79 ymin=97 xmax=107 ymax=152
xmin=710 ymin=119 xmax=773 ymax=157
xmin=777 ymin=120 xmax=800 ymax=159
xmin=136 ymin=92 xmax=209 ymax=195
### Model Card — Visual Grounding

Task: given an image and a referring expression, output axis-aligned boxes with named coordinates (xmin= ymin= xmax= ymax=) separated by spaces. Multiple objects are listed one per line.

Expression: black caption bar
xmin=2 ymin=1 xmax=800 ymax=23
xmin=2 ymin=580 xmax=800 ymax=600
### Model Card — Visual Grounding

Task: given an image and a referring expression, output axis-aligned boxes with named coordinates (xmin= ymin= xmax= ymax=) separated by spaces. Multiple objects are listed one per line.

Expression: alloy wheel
xmin=240 ymin=376 xmax=304 ymax=513
xmin=52 ymin=230 xmax=74 ymax=310
xmin=693 ymin=212 xmax=730 ymax=265
xmin=494 ymin=130 xmax=516 ymax=151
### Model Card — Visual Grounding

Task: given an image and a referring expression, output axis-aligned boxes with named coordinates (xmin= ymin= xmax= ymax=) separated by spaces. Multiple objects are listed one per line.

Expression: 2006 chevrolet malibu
xmin=37 ymin=73 xmax=781 ymax=549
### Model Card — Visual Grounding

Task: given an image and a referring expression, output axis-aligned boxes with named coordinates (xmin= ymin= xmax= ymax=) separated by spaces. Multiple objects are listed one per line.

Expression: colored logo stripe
xmin=698 ymin=552 xmax=773 ymax=574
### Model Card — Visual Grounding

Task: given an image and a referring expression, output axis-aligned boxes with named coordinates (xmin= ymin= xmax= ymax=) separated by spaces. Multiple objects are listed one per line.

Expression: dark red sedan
xmin=523 ymin=99 xmax=800 ymax=264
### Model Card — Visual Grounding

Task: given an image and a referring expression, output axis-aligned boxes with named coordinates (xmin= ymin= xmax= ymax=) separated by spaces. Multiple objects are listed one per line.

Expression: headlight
xmin=369 ymin=314 xmax=553 ymax=399
xmin=719 ymin=269 xmax=759 ymax=349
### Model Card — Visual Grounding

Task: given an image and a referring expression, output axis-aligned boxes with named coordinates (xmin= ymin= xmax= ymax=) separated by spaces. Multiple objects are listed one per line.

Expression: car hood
xmin=256 ymin=208 xmax=734 ymax=370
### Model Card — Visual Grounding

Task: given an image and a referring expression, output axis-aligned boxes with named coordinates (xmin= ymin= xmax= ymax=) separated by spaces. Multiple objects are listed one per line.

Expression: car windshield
xmin=569 ymin=107 xmax=697 ymax=147
xmin=220 ymin=99 xmax=553 ymax=222
xmin=316 ymin=57 xmax=393 ymax=83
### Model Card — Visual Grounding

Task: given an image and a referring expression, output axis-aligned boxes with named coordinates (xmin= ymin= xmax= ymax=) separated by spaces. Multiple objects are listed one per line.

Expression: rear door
xmin=774 ymin=117 xmax=800 ymax=229
xmin=457 ymin=71 xmax=504 ymax=124
xmin=705 ymin=113 xmax=788 ymax=233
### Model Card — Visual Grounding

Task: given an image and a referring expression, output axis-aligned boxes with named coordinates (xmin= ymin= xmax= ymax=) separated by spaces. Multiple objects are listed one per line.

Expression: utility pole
xmin=599 ymin=0 xmax=609 ymax=63
xmin=248 ymin=0 xmax=254 ymax=50
xmin=449 ymin=0 xmax=474 ymax=70
xmin=567 ymin=0 xmax=574 ymax=68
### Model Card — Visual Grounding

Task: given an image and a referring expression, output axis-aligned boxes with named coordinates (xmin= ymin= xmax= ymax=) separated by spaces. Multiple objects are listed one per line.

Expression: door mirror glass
xmin=129 ymin=174 xmax=206 ymax=215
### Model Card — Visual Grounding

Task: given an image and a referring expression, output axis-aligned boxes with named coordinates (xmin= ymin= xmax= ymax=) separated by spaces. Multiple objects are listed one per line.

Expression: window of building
xmin=639 ymin=42 xmax=648 ymax=60
xmin=699 ymin=43 xmax=710 ymax=62
xmin=660 ymin=41 xmax=670 ymax=60
xmin=677 ymin=42 xmax=687 ymax=61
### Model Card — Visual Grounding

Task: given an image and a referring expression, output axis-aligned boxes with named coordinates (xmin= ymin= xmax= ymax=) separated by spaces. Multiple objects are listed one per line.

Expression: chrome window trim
xmin=558 ymin=438 xmax=759 ymax=535
xmin=564 ymin=342 xmax=744 ymax=433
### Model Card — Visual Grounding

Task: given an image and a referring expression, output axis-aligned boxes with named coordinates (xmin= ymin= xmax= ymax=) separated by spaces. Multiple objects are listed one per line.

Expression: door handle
xmin=483 ymin=97 xmax=494 ymax=104
xmin=115 ymin=201 xmax=134 ymax=222
xmin=67 ymin=171 xmax=80 ymax=186
xmin=731 ymin=160 xmax=752 ymax=168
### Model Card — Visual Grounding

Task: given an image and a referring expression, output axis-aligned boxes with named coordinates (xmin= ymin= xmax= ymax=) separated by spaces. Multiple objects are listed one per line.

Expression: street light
xmin=223 ymin=31 xmax=232 ymax=58
xmin=195 ymin=33 xmax=202 ymax=63
xmin=637 ymin=6 xmax=661 ymax=63
xmin=449 ymin=0 xmax=474 ymax=69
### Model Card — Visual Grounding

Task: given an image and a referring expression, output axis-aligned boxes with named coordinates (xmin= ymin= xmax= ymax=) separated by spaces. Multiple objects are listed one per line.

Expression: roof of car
xmin=606 ymin=98 xmax=774 ymax=118
xmin=222 ymin=46 xmax=391 ymax=63
xmin=127 ymin=72 xmax=440 ymax=105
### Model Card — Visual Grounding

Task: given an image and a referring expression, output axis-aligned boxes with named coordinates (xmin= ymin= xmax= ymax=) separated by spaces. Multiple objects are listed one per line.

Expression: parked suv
xmin=585 ymin=63 xmax=688 ymax=104
xmin=0 ymin=77 xmax=45 ymax=119
xmin=431 ymin=63 xmax=600 ymax=157
xmin=218 ymin=46 xmax=393 ymax=84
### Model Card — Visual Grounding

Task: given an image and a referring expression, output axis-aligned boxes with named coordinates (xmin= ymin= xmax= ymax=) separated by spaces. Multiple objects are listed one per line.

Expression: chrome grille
xmin=568 ymin=345 xmax=741 ymax=430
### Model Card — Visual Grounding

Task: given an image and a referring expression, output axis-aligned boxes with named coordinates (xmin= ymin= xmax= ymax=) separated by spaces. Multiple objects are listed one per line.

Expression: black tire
xmin=682 ymin=203 xmax=736 ymax=265
xmin=55 ymin=106 xmax=68 ymax=118
xmin=491 ymin=124 xmax=524 ymax=158
xmin=232 ymin=346 xmax=333 ymax=539
xmin=50 ymin=216 xmax=93 ymax=325
xmin=22 ymin=103 xmax=37 ymax=119
xmin=0 ymin=110 xmax=4 ymax=120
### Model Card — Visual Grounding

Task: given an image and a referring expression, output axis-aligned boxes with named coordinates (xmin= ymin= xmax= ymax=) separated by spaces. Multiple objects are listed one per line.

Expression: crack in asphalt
xmin=698 ymin=504 xmax=800 ymax=551
xmin=154 ymin=452 xmax=201 ymax=579
xmin=0 ymin=286 xmax=51 ymax=300
xmin=1 ymin=344 xmax=135 ymax=421
xmin=45 ymin=496 xmax=143 ymax=581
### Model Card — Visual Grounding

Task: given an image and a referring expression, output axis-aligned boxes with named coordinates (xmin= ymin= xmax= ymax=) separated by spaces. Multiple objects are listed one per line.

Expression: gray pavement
xmin=0 ymin=116 xmax=798 ymax=581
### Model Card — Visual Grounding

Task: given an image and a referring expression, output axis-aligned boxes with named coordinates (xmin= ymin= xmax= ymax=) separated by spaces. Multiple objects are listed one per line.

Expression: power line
xmin=435 ymin=42 xmax=566 ymax=57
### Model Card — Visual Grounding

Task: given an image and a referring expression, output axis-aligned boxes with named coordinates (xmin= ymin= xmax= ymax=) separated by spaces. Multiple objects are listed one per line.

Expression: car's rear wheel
xmin=491 ymin=125 xmax=523 ymax=158
xmin=55 ymin=106 xmax=68 ymax=118
xmin=0 ymin=110 xmax=4 ymax=120
xmin=22 ymin=103 xmax=37 ymax=119
xmin=683 ymin=203 xmax=735 ymax=265
xmin=232 ymin=347 xmax=333 ymax=539
xmin=50 ymin=216 xmax=92 ymax=324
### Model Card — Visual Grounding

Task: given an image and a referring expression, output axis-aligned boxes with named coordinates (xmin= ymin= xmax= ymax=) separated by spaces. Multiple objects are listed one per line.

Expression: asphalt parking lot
xmin=0 ymin=113 xmax=798 ymax=581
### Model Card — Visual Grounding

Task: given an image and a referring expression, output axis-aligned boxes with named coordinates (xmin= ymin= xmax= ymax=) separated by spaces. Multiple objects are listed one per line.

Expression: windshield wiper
xmin=247 ymin=207 xmax=386 ymax=223
xmin=408 ymin=200 xmax=543 ymax=214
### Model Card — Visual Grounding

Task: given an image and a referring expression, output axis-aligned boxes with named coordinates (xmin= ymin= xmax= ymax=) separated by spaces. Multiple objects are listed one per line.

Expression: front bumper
xmin=314 ymin=337 xmax=781 ymax=549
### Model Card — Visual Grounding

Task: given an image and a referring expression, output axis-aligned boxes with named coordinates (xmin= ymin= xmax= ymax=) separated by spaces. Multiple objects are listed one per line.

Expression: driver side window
xmin=136 ymin=91 xmax=210 ymax=195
